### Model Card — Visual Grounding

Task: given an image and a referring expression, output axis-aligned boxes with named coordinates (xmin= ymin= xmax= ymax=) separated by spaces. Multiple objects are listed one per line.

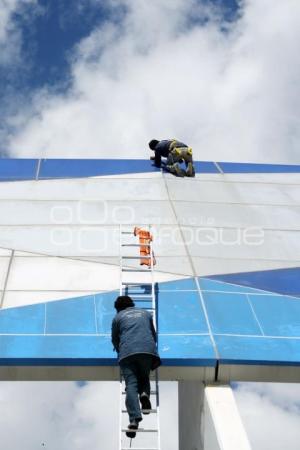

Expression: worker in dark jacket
xmin=149 ymin=138 xmax=195 ymax=177
xmin=111 ymin=295 xmax=161 ymax=438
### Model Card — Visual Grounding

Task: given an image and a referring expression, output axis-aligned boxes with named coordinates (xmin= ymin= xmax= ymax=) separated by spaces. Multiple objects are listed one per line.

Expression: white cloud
xmin=0 ymin=381 xmax=178 ymax=450
xmin=6 ymin=0 xmax=300 ymax=163
xmin=234 ymin=382 xmax=300 ymax=450
xmin=3 ymin=378 xmax=300 ymax=450
xmin=0 ymin=0 xmax=39 ymax=66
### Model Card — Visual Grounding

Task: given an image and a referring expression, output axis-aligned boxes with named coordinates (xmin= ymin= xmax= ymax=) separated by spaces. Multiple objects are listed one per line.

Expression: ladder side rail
xmin=155 ymin=369 xmax=161 ymax=450
xmin=149 ymin=225 xmax=161 ymax=450
xmin=119 ymin=224 xmax=122 ymax=450
xmin=119 ymin=224 xmax=123 ymax=296
xmin=149 ymin=225 xmax=156 ymax=330
xmin=119 ymin=376 xmax=124 ymax=450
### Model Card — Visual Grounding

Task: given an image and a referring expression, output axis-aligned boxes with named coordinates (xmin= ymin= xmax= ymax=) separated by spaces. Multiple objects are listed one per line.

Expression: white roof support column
xmin=178 ymin=382 xmax=252 ymax=450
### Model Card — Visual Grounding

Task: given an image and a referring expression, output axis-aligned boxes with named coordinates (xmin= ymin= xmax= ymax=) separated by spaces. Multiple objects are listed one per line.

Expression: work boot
xmin=174 ymin=163 xmax=185 ymax=177
xmin=126 ymin=420 xmax=139 ymax=439
xmin=186 ymin=162 xmax=195 ymax=177
xmin=140 ymin=392 xmax=152 ymax=414
xmin=167 ymin=163 xmax=185 ymax=177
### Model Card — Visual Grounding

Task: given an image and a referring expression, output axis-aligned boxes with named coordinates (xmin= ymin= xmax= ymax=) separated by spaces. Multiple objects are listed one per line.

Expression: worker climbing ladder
xmin=119 ymin=224 xmax=161 ymax=450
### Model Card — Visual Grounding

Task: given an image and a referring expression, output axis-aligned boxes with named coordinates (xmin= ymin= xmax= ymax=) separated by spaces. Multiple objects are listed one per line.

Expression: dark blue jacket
xmin=155 ymin=139 xmax=188 ymax=157
xmin=111 ymin=307 xmax=161 ymax=369
xmin=153 ymin=140 xmax=188 ymax=167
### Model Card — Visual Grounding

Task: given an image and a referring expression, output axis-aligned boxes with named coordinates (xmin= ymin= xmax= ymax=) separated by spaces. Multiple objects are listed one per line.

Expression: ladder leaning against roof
xmin=119 ymin=224 xmax=161 ymax=450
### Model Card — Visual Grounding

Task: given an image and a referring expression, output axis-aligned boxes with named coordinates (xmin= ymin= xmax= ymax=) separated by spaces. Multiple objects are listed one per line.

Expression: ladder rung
xmin=122 ymin=409 xmax=157 ymax=413
xmin=122 ymin=428 xmax=158 ymax=433
xmin=122 ymin=256 xmax=151 ymax=259
xmin=122 ymin=448 xmax=159 ymax=450
xmin=122 ymin=282 xmax=152 ymax=285
xmin=127 ymin=294 xmax=153 ymax=298
xmin=122 ymin=244 xmax=151 ymax=247
xmin=122 ymin=269 xmax=151 ymax=272
xmin=130 ymin=300 xmax=152 ymax=304
xmin=122 ymin=391 xmax=157 ymax=395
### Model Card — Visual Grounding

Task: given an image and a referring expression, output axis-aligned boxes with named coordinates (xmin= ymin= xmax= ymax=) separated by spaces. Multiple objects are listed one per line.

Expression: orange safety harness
xmin=134 ymin=227 xmax=156 ymax=266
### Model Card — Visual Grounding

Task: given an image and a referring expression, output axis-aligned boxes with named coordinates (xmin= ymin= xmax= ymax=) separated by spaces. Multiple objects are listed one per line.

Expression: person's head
xmin=149 ymin=139 xmax=159 ymax=150
xmin=114 ymin=295 xmax=135 ymax=313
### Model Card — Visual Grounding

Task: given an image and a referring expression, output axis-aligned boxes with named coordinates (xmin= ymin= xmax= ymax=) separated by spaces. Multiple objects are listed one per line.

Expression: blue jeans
xmin=120 ymin=354 xmax=152 ymax=422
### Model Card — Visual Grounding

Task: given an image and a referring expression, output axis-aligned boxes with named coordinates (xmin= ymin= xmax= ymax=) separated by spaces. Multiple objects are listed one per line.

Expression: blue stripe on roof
xmin=218 ymin=162 xmax=300 ymax=173
xmin=39 ymin=159 xmax=161 ymax=178
xmin=0 ymin=159 xmax=38 ymax=180
xmin=0 ymin=158 xmax=300 ymax=181
xmin=39 ymin=159 xmax=218 ymax=177
xmin=194 ymin=161 xmax=219 ymax=173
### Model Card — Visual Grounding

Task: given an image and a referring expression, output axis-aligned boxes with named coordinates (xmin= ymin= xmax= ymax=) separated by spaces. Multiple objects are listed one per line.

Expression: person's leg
xmin=166 ymin=153 xmax=172 ymax=166
xmin=136 ymin=354 xmax=152 ymax=395
xmin=186 ymin=160 xmax=195 ymax=177
xmin=136 ymin=355 xmax=153 ymax=413
xmin=183 ymin=149 xmax=195 ymax=177
xmin=166 ymin=150 xmax=185 ymax=177
xmin=120 ymin=358 xmax=143 ymax=423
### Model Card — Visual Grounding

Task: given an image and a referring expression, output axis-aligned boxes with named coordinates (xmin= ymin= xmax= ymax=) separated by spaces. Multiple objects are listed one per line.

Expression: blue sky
xmin=7 ymin=1 xmax=110 ymax=90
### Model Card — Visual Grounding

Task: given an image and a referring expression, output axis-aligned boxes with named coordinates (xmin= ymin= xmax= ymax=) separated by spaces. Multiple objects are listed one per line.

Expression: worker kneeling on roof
xmin=111 ymin=295 xmax=161 ymax=439
xmin=149 ymin=138 xmax=195 ymax=177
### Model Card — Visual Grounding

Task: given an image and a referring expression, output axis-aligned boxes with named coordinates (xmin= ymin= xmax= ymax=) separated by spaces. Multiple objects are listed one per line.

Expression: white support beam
xmin=204 ymin=384 xmax=251 ymax=450
xmin=178 ymin=382 xmax=252 ymax=450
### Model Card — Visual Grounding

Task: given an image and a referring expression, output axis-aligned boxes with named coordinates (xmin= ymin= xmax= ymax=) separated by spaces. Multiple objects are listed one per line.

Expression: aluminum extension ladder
xmin=119 ymin=225 xmax=161 ymax=450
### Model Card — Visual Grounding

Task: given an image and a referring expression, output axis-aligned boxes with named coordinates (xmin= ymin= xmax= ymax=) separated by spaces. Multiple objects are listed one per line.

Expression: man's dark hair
xmin=114 ymin=295 xmax=135 ymax=312
xmin=149 ymin=139 xmax=159 ymax=150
